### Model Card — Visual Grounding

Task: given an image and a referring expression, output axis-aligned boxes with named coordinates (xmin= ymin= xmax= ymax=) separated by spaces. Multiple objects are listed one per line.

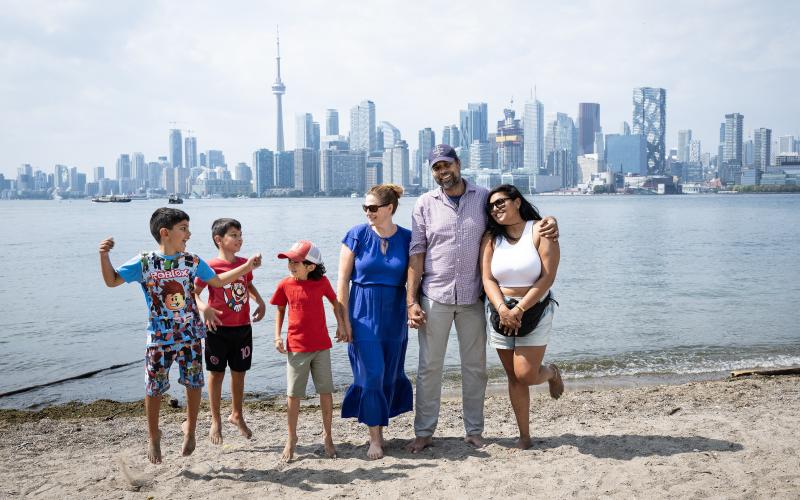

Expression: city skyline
xmin=1 ymin=1 xmax=799 ymax=177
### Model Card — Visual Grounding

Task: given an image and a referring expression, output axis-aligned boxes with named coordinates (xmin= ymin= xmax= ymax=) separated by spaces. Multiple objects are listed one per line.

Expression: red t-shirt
xmin=195 ymin=257 xmax=254 ymax=327
xmin=269 ymin=276 xmax=336 ymax=352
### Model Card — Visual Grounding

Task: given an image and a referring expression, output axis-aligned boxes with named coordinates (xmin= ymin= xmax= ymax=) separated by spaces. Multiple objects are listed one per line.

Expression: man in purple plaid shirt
xmin=405 ymin=144 xmax=559 ymax=452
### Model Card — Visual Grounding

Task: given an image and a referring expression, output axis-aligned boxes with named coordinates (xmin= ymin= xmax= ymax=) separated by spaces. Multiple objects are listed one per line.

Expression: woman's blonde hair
xmin=367 ymin=183 xmax=404 ymax=214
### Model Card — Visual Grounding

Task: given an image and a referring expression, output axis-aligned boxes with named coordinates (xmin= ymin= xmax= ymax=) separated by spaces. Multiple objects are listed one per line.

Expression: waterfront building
xmin=253 ymin=149 xmax=274 ymax=195
xmin=496 ymin=108 xmax=524 ymax=171
xmin=366 ymin=153 xmax=383 ymax=190
xmin=418 ymin=127 xmax=435 ymax=184
xmin=544 ymin=112 xmax=578 ymax=184
xmin=754 ymin=128 xmax=772 ymax=171
xmin=320 ymin=149 xmax=366 ymax=194
xmin=325 ymin=109 xmax=339 ymax=136
xmin=689 ymin=140 xmax=702 ymax=163
xmin=577 ymin=102 xmax=601 ymax=155
xmin=234 ymin=162 xmax=253 ymax=187
xmin=605 ymin=134 xmax=647 ymax=175
xmin=191 ymin=176 xmax=253 ymax=197
xmin=115 ymin=154 xmax=131 ymax=181
xmin=382 ymin=140 xmax=410 ymax=188
xmin=469 ymin=141 xmax=493 ymax=169
xmin=147 ymin=162 xmax=163 ymax=190
xmin=208 ymin=150 xmax=225 ymax=169
xmin=199 ymin=152 xmax=207 ymax=167
xmin=723 ymin=113 xmax=744 ymax=165
xmin=93 ymin=166 xmax=105 ymax=182
xmin=460 ymin=103 xmax=488 ymax=146
xmin=577 ymin=154 xmax=600 ymax=184
xmin=275 ymin=151 xmax=294 ymax=188
xmin=632 ymin=87 xmax=666 ymax=175
xmin=312 ymin=122 xmax=320 ymax=151
xmin=678 ymin=129 xmax=692 ymax=163
xmin=380 ymin=121 xmax=402 ymax=148
xmin=778 ymin=135 xmax=796 ymax=154
xmin=350 ymin=100 xmax=377 ymax=153
xmin=169 ymin=129 xmax=183 ymax=168
xmin=272 ymin=32 xmax=286 ymax=152
xmin=294 ymin=148 xmax=319 ymax=195
xmin=184 ymin=137 xmax=197 ymax=170
xmin=321 ymin=135 xmax=350 ymax=151
xmin=442 ymin=125 xmax=460 ymax=148
xmin=175 ymin=167 xmax=191 ymax=195
xmin=524 ymin=99 xmax=544 ymax=170
xmin=54 ymin=164 xmax=70 ymax=190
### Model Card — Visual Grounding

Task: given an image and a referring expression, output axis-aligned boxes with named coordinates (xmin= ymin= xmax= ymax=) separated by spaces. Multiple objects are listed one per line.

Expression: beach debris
xmin=169 ymin=398 xmax=180 ymax=409
xmin=730 ymin=367 xmax=800 ymax=378
xmin=668 ymin=407 xmax=681 ymax=415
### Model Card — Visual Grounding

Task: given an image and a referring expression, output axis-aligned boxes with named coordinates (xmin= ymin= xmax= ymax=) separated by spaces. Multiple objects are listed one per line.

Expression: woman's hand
xmin=336 ymin=322 xmax=353 ymax=343
xmin=498 ymin=303 xmax=522 ymax=335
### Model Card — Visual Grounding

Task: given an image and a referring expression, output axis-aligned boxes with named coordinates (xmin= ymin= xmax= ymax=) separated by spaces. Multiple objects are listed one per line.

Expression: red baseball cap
xmin=277 ymin=240 xmax=323 ymax=264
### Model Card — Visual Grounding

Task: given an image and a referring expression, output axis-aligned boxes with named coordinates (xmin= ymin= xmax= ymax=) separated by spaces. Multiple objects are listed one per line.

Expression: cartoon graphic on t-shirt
xmin=225 ymin=281 xmax=248 ymax=312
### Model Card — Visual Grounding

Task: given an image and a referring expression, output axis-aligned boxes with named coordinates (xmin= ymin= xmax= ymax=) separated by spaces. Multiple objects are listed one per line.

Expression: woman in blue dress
xmin=336 ymin=183 xmax=413 ymax=459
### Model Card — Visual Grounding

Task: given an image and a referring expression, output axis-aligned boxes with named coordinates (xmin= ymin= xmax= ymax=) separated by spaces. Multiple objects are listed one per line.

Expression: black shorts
xmin=204 ymin=325 xmax=253 ymax=372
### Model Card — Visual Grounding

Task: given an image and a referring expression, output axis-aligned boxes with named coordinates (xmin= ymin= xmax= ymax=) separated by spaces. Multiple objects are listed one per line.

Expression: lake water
xmin=1 ymin=194 xmax=798 ymax=408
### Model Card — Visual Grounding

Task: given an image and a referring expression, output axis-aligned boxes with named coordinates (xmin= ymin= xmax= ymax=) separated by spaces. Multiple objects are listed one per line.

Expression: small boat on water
xmin=168 ymin=195 xmax=184 ymax=204
xmin=92 ymin=195 xmax=132 ymax=203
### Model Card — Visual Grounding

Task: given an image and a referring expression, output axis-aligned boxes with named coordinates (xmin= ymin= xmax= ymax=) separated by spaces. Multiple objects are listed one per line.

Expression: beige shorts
xmin=286 ymin=349 xmax=334 ymax=397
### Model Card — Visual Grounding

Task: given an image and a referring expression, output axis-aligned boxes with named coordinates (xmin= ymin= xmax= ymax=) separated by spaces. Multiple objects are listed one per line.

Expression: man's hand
xmin=538 ymin=216 xmax=559 ymax=241
xmin=407 ymin=303 xmax=426 ymax=328
xmin=274 ymin=337 xmax=286 ymax=354
xmin=98 ymin=237 xmax=115 ymax=254
xmin=252 ymin=300 xmax=266 ymax=322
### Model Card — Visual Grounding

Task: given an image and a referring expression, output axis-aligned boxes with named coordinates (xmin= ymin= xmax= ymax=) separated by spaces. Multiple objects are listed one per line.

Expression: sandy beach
xmin=1 ymin=374 xmax=798 ymax=499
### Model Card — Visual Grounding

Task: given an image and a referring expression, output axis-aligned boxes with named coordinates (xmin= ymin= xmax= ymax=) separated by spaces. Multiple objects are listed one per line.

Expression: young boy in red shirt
xmin=270 ymin=240 xmax=344 ymax=461
xmin=195 ymin=218 xmax=266 ymax=445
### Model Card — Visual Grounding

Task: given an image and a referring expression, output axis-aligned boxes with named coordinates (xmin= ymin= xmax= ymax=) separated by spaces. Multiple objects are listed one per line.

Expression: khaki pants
xmin=413 ymin=296 xmax=488 ymax=437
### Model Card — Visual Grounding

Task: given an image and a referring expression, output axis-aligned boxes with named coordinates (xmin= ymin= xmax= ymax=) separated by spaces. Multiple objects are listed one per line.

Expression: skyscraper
xmin=184 ymin=136 xmax=197 ymax=170
xmin=169 ymin=129 xmax=183 ymax=168
xmin=753 ymin=128 xmax=772 ymax=171
xmin=380 ymin=122 xmax=402 ymax=148
xmin=418 ymin=127 xmax=436 ymax=170
xmin=678 ymin=129 xmax=692 ymax=163
xmin=253 ymin=148 xmax=274 ymax=195
xmin=350 ymin=100 xmax=376 ymax=153
xmin=496 ymin=108 xmax=524 ymax=171
xmin=116 ymin=154 xmax=131 ymax=180
xmin=132 ymin=152 xmax=146 ymax=188
xmin=632 ymin=87 xmax=666 ymax=175
xmin=723 ymin=113 xmax=744 ymax=164
xmin=208 ymin=150 xmax=226 ymax=169
xmin=272 ymin=32 xmax=286 ymax=152
xmin=577 ymin=103 xmax=601 ymax=155
xmin=295 ymin=113 xmax=314 ymax=149
xmin=524 ymin=99 xmax=544 ymax=170
xmin=382 ymin=140 xmax=410 ymax=187
xmin=459 ymin=103 xmax=488 ymax=147
xmin=294 ymin=148 xmax=319 ymax=194
xmin=325 ymin=109 xmax=339 ymax=136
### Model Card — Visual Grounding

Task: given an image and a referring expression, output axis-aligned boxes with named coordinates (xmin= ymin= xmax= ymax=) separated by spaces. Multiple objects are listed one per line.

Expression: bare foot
xmin=516 ymin=435 xmax=532 ymax=450
xmin=148 ymin=430 xmax=162 ymax=464
xmin=282 ymin=436 xmax=297 ymax=462
xmin=181 ymin=420 xmax=196 ymax=457
xmin=367 ymin=439 xmax=384 ymax=460
xmin=228 ymin=414 xmax=253 ymax=439
xmin=209 ymin=419 xmax=223 ymax=445
xmin=548 ymin=363 xmax=564 ymax=399
xmin=324 ymin=437 xmax=337 ymax=458
xmin=405 ymin=436 xmax=432 ymax=453
xmin=464 ymin=434 xmax=484 ymax=448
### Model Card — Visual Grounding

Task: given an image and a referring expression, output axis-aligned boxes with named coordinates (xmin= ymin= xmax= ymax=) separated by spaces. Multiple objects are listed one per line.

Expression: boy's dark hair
xmin=305 ymin=261 xmax=326 ymax=281
xmin=485 ymin=184 xmax=542 ymax=242
xmin=150 ymin=207 xmax=190 ymax=243
xmin=211 ymin=218 xmax=242 ymax=248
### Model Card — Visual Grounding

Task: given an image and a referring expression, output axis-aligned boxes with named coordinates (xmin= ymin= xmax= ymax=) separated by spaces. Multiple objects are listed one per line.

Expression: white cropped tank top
xmin=490 ymin=220 xmax=542 ymax=288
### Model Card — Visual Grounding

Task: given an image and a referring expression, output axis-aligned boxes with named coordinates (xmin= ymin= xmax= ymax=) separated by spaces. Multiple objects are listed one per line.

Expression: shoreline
xmin=1 ymin=374 xmax=798 ymax=498
xmin=0 ymin=368 xmax=788 ymax=423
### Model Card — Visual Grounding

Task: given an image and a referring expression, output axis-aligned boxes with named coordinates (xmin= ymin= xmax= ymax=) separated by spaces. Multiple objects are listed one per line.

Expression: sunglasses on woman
xmin=362 ymin=203 xmax=390 ymax=213
xmin=489 ymin=197 xmax=513 ymax=210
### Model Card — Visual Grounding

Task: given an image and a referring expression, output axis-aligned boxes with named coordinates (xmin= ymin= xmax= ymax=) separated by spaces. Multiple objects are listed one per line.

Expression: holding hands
xmin=407 ymin=303 xmax=426 ymax=328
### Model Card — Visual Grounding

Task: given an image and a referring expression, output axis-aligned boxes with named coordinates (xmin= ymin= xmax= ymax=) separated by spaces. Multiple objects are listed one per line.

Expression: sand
xmin=1 ymin=375 xmax=798 ymax=499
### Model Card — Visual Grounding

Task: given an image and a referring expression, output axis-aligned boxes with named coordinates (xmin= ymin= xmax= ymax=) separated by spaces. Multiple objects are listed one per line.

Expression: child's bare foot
xmin=516 ymin=435 xmax=532 ymax=450
xmin=148 ymin=430 xmax=162 ymax=464
xmin=228 ymin=414 xmax=253 ymax=439
xmin=181 ymin=420 xmax=196 ymax=456
xmin=324 ymin=437 xmax=337 ymax=458
xmin=209 ymin=418 xmax=223 ymax=445
xmin=282 ymin=436 xmax=297 ymax=462
xmin=367 ymin=438 xmax=383 ymax=460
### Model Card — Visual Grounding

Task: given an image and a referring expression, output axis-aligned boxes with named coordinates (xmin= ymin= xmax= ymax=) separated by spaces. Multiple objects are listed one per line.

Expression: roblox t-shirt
xmin=117 ymin=251 xmax=215 ymax=346
xmin=195 ymin=257 xmax=253 ymax=327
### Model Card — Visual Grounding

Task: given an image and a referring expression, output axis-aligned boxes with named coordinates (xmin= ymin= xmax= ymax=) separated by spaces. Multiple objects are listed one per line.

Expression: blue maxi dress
xmin=340 ymin=223 xmax=414 ymax=426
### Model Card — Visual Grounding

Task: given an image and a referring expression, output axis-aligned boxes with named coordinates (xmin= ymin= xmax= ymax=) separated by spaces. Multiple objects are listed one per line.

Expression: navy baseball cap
xmin=428 ymin=144 xmax=459 ymax=166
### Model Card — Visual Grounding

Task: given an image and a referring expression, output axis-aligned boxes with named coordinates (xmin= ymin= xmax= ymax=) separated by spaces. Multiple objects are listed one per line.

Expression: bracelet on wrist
xmin=514 ymin=303 xmax=527 ymax=313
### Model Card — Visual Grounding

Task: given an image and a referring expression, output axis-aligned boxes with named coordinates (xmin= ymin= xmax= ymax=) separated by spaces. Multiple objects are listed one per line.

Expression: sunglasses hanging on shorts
xmin=362 ymin=203 xmax=390 ymax=213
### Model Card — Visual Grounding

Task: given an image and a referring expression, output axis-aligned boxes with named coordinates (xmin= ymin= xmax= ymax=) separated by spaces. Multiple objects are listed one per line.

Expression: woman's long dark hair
xmin=485 ymin=184 xmax=542 ymax=242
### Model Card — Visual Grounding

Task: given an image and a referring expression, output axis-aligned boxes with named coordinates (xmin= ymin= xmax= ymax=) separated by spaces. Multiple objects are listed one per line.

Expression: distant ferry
xmin=168 ymin=194 xmax=184 ymax=204
xmin=92 ymin=195 xmax=131 ymax=203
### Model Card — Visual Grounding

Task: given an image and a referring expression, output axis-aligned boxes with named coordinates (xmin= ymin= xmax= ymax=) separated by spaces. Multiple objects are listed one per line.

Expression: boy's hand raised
xmin=98 ymin=237 xmax=115 ymax=254
xmin=247 ymin=253 xmax=262 ymax=270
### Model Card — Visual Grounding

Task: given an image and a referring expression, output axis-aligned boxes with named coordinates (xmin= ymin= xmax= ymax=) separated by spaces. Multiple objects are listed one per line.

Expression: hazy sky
xmin=1 ymin=0 xmax=799 ymax=177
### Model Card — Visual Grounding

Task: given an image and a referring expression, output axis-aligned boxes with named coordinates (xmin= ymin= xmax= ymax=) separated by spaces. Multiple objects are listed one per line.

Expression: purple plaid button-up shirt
xmin=409 ymin=180 xmax=489 ymax=305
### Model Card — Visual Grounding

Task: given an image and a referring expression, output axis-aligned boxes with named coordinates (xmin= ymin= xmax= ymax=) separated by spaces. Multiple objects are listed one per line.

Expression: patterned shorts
xmin=145 ymin=340 xmax=204 ymax=396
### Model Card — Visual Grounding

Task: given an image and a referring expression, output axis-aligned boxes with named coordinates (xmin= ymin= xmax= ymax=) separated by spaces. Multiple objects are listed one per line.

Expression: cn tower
xmin=272 ymin=29 xmax=286 ymax=152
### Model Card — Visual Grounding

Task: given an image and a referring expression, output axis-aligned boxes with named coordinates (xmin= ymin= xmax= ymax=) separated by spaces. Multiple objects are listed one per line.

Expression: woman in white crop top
xmin=479 ymin=184 xmax=563 ymax=450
